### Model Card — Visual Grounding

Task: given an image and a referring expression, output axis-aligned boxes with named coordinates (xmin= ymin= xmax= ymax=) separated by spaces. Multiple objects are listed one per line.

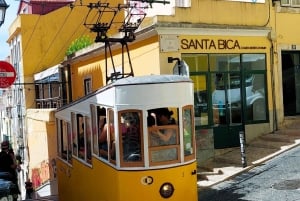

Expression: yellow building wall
xmin=275 ymin=12 xmax=300 ymax=44
xmin=70 ymin=35 xmax=161 ymax=100
xmin=26 ymin=109 xmax=57 ymax=190
xmin=158 ymin=0 xmax=270 ymax=26
xmin=8 ymin=0 xmax=124 ymax=108
xmin=71 ymin=56 xmax=104 ymax=100
xmin=267 ymin=9 xmax=300 ymax=124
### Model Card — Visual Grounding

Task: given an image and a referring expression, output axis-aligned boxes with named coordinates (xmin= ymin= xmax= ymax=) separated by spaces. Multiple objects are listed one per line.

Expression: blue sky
xmin=0 ymin=1 xmax=19 ymax=60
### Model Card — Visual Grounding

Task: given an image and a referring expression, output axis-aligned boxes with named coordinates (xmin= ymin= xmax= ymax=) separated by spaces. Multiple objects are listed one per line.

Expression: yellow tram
xmin=55 ymin=74 xmax=198 ymax=201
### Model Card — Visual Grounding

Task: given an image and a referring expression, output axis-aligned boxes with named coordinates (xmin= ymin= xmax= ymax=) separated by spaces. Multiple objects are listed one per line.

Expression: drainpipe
xmin=269 ymin=31 xmax=278 ymax=132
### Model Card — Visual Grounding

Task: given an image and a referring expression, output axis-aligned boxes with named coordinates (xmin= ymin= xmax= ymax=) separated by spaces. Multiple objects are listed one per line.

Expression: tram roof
xmin=56 ymin=74 xmax=192 ymax=112
xmin=111 ymin=74 xmax=191 ymax=86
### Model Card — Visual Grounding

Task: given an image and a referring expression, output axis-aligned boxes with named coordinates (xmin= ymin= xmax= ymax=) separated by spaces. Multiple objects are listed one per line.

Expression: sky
xmin=0 ymin=0 xmax=19 ymax=60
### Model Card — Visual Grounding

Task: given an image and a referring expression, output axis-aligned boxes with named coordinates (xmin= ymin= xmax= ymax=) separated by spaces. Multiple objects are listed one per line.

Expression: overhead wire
xmin=49 ymin=5 xmax=99 ymax=65
xmin=14 ymin=0 xmax=150 ymax=81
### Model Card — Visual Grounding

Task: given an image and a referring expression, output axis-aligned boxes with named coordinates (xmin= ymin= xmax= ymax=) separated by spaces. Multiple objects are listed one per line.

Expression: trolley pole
xmin=239 ymin=131 xmax=247 ymax=168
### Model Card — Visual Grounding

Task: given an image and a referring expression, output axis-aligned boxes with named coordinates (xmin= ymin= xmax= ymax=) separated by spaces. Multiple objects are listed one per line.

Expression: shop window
xmin=242 ymin=53 xmax=267 ymax=122
xmin=182 ymin=53 xmax=268 ymax=126
xmin=191 ymin=75 xmax=208 ymax=127
xmin=183 ymin=54 xmax=209 ymax=127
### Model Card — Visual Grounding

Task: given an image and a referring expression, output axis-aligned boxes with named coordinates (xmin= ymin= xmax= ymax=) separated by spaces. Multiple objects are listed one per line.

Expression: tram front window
xmin=119 ymin=110 xmax=143 ymax=166
xmin=148 ymin=107 xmax=180 ymax=164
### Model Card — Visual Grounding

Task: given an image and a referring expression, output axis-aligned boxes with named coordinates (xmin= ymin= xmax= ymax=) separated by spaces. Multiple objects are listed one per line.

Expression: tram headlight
xmin=159 ymin=182 xmax=174 ymax=198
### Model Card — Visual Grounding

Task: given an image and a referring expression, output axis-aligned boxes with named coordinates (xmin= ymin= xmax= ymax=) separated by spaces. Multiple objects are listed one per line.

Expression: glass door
xmin=212 ymin=72 xmax=243 ymax=148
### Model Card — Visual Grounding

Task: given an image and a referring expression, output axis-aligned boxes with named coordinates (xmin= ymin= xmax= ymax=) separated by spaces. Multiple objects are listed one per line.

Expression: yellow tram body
xmin=55 ymin=75 xmax=198 ymax=201
xmin=57 ymin=159 xmax=197 ymax=201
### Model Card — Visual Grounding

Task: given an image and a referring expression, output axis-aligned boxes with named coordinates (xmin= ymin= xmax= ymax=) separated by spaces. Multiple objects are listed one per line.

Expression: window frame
xmin=182 ymin=105 xmax=196 ymax=162
xmin=84 ymin=77 xmax=92 ymax=95
xmin=57 ymin=119 xmax=72 ymax=164
xmin=108 ymin=108 xmax=116 ymax=164
xmin=148 ymin=125 xmax=180 ymax=166
xmin=183 ymin=53 xmax=269 ymax=127
xmin=118 ymin=109 xmax=144 ymax=167
xmin=71 ymin=112 xmax=78 ymax=157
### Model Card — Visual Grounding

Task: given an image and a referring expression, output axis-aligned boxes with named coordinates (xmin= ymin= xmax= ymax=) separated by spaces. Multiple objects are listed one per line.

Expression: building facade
xmin=4 ymin=0 xmax=120 ymax=198
xmin=2 ymin=0 xmax=300 ymax=198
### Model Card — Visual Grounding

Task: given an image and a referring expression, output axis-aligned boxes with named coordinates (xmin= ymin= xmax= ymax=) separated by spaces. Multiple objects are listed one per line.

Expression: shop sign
xmin=180 ymin=38 xmax=266 ymax=50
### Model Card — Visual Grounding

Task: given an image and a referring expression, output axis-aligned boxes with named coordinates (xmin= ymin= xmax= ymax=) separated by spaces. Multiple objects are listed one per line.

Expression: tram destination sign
xmin=0 ymin=61 xmax=17 ymax=88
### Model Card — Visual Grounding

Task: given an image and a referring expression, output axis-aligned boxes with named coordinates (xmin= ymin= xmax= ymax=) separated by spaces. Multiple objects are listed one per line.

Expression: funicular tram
xmin=55 ymin=1 xmax=198 ymax=200
xmin=55 ymin=75 xmax=198 ymax=201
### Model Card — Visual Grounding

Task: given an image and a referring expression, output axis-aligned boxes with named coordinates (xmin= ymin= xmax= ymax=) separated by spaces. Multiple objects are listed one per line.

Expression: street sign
xmin=0 ymin=61 xmax=16 ymax=88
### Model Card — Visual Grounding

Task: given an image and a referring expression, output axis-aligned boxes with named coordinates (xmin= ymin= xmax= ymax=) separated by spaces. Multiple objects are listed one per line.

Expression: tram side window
xmin=91 ymin=105 xmax=107 ymax=158
xmin=108 ymin=109 xmax=116 ymax=163
xmin=71 ymin=112 xmax=78 ymax=157
xmin=66 ymin=121 xmax=72 ymax=163
xmin=57 ymin=119 xmax=72 ymax=164
xmin=147 ymin=107 xmax=180 ymax=164
xmin=77 ymin=114 xmax=85 ymax=160
xmin=85 ymin=116 xmax=92 ymax=164
xmin=91 ymin=105 xmax=99 ymax=156
xmin=119 ymin=110 xmax=143 ymax=166
xmin=183 ymin=106 xmax=195 ymax=161
xmin=97 ymin=107 xmax=107 ymax=160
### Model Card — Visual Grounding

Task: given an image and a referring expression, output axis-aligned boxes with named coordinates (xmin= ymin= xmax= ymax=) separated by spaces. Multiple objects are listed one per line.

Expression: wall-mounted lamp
xmin=168 ymin=57 xmax=182 ymax=75
xmin=168 ymin=57 xmax=181 ymax=65
xmin=0 ymin=0 xmax=9 ymax=27
xmin=168 ymin=56 xmax=190 ymax=77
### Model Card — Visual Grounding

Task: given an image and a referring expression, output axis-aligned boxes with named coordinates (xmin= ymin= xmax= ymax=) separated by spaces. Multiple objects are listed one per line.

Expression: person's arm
xmin=99 ymin=124 xmax=108 ymax=143
xmin=9 ymin=153 xmax=17 ymax=169
xmin=152 ymin=128 xmax=173 ymax=142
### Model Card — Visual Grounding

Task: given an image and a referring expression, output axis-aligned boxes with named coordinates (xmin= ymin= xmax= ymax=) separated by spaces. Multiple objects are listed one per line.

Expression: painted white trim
xmin=155 ymin=26 xmax=270 ymax=37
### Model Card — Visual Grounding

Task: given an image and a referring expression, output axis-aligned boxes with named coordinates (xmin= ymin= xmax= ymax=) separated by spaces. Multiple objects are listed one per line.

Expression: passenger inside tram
xmin=98 ymin=117 xmax=107 ymax=158
xmin=78 ymin=119 xmax=85 ymax=160
xmin=98 ymin=110 xmax=115 ymax=160
xmin=120 ymin=112 xmax=142 ymax=161
xmin=148 ymin=108 xmax=177 ymax=146
xmin=148 ymin=108 xmax=178 ymax=163
xmin=96 ymin=107 xmax=107 ymax=159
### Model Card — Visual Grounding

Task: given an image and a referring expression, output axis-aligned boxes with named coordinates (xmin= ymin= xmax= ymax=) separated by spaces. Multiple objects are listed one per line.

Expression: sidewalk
xmin=197 ymin=119 xmax=300 ymax=189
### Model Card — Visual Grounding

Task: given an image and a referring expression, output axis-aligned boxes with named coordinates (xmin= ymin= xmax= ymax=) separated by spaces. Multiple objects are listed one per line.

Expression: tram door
xmin=212 ymin=72 xmax=243 ymax=149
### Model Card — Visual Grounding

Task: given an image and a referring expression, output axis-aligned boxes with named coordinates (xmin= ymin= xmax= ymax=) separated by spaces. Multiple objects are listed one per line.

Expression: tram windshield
xmin=147 ymin=107 xmax=180 ymax=164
